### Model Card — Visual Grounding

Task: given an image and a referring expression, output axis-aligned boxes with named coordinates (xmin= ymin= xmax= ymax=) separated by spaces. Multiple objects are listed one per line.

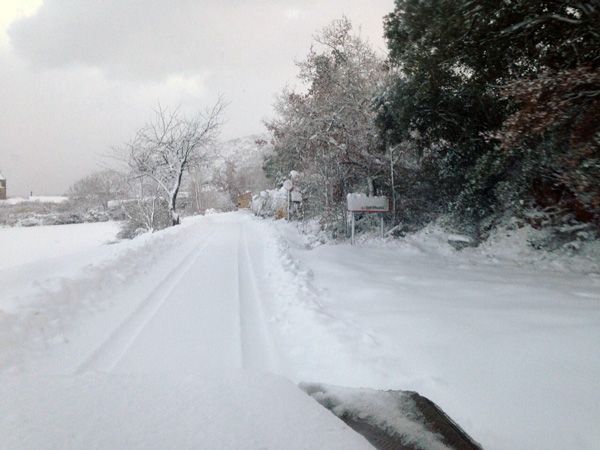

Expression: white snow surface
xmin=0 ymin=214 xmax=371 ymax=449
xmin=0 ymin=195 xmax=69 ymax=205
xmin=2 ymin=372 xmax=368 ymax=450
xmin=2 ymin=212 xmax=599 ymax=449
xmin=273 ymin=219 xmax=600 ymax=450
xmin=0 ymin=221 xmax=120 ymax=271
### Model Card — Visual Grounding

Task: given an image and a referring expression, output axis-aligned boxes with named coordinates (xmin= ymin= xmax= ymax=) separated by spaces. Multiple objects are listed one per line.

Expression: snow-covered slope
xmin=214 ymin=134 xmax=271 ymax=169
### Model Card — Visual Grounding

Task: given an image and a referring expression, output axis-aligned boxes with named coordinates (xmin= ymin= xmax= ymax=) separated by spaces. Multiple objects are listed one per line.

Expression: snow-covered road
xmin=74 ymin=218 xmax=285 ymax=376
xmin=0 ymin=214 xmax=372 ymax=449
xmin=2 ymin=212 xmax=599 ymax=450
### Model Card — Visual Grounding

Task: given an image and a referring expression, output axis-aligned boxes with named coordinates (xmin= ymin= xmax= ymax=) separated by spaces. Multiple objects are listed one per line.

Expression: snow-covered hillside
xmin=214 ymin=134 xmax=271 ymax=170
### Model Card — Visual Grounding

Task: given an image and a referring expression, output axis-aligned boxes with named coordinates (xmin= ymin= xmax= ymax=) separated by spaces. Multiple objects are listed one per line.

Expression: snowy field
xmin=1 ymin=212 xmax=599 ymax=449
xmin=0 ymin=195 xmax=69 ymax=205
xmin=0 ymin=221 xmax=119 ymax=270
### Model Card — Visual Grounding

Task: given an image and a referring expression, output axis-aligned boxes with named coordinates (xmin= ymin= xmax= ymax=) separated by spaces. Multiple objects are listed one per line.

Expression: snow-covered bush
xmin=118 ymin=197 xmax=171 ymax=239
xmin=251 ymin=189 xmax=287 ymax=218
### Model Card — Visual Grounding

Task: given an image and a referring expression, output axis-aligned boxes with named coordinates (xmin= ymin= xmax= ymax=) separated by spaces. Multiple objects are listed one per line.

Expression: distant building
xmin=0 ymin=172 xmax=6 ymax=200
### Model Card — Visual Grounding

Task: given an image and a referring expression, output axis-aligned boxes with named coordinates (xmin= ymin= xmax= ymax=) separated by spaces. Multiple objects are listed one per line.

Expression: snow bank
xmin=469 ymin=223 xmax=600 ymax=274
xmin=267 ymin=218 xmax=600 ymax=450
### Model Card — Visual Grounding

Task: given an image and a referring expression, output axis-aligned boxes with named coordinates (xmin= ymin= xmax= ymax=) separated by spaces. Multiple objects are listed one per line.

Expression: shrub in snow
xmin=118 ymin=197 xmax=171 ymax=239
xmin=82 ymin=209 xmax=110 ymax=223
xmin=251 ymin=189 xmax=287 ymax=218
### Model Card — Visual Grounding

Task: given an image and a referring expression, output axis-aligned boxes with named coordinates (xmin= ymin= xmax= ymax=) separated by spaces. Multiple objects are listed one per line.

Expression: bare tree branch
xmin=122 ymin=97 xmax=226 ymax=226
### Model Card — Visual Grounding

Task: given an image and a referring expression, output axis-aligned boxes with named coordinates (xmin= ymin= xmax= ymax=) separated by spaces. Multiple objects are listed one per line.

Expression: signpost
xmin=282 ymin=179 xmax=302 ymax=220
xmin=347 ymin=193 xmax=389 ymax=244
xmin=283 ymin=180 xmax=293 ymax=219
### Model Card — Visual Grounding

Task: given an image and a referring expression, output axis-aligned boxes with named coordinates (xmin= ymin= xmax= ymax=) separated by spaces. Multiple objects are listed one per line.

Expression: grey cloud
xmin=2 ymin=0 xmax=392 ymax=196
xmin=8 ymin=0 xmax=353 ymax=80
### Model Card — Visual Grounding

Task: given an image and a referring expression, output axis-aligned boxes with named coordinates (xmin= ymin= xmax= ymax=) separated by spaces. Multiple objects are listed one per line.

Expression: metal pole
xmin=389 ymin=143 xmax=396 ymax=223
xmin=380 ymin=213 xmax=384 ymax=238
xmin=351 ymin=212 xmax=355 ymax=245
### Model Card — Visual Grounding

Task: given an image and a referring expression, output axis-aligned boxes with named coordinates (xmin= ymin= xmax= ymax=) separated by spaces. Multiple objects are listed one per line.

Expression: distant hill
xmin=214 ymin=134 xmax=272 ymax=170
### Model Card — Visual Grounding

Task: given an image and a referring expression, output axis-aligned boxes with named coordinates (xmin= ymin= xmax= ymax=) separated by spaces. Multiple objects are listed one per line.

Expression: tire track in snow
xmin=75 ymin=229 xmax=217 ymax=374
xmin=236 ymin=222 xmax=282 ymax=373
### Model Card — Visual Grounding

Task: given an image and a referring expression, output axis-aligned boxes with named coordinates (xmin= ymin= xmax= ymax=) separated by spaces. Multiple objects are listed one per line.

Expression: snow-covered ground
xmin=272 ymin=219 xmax=600 ymax=450
xmin=1 ymin=212 xmax=599 ymax=449
xmin=0 ymin=214 xmax=372 ymax=449
xmin=0 ymin=195 xmax=69 ymax=205
xmin=0 ymin=221 xmax=119 ymax=270
xmin=2 ymin=371 xmax=369 ymax=450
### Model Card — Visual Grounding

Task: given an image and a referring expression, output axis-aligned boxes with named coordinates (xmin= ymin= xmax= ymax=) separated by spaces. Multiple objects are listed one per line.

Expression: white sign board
xmin=347 ymin=193 xmax=389 ymax=213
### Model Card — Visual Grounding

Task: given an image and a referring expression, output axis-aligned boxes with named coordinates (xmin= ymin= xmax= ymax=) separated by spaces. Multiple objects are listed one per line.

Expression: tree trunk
xmin=169 ymin=166 xmax=185 ymax=226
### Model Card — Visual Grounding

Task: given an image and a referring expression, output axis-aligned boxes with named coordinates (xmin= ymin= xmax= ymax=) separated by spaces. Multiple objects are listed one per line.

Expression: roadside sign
xmin=347 ymin=193 xmax=389 ymax=213
xmin=347 ymin=193 xmax=389 ymax=244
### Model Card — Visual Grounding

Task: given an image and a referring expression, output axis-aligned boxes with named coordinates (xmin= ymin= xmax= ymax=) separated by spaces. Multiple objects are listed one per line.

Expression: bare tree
xmin=118 ymin=177 xmax=171 ymax=238
xmin=124 ymin=98 xmax=226 ymax=225
xmin=68 ymin=169 xmax=127 ymax=211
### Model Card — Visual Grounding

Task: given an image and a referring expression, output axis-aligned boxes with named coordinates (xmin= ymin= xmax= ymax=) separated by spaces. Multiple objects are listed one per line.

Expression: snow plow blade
xmin=302 ymin=383 xmax=483 ymax=450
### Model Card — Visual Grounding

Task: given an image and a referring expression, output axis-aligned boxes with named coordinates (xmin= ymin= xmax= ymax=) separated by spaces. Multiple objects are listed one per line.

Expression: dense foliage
xmin=266 ymin=4 xmax=599 ymax=245
xmin=379 ymin=0 xmax=600 ymax=238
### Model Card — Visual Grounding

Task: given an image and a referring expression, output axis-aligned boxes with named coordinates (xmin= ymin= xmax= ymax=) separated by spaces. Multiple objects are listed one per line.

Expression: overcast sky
xmin=0 ymin=0 xmax=392 ymax=196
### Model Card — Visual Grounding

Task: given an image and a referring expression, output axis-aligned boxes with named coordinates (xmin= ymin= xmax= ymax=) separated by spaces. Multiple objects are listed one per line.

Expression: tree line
xmin=265 ymin=2 xmax=599 ymax=245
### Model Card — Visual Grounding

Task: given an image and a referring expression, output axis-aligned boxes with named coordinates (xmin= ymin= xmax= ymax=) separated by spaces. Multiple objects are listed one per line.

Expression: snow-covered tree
xmin=265 ymin=18 xmax=387 ymax=228
xmin=124 ymin=99 xmax=225 ymax=226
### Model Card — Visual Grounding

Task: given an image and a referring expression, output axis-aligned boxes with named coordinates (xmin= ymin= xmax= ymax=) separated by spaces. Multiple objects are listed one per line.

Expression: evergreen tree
xmin=379 ymin=0 xmax=600 ymax=236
